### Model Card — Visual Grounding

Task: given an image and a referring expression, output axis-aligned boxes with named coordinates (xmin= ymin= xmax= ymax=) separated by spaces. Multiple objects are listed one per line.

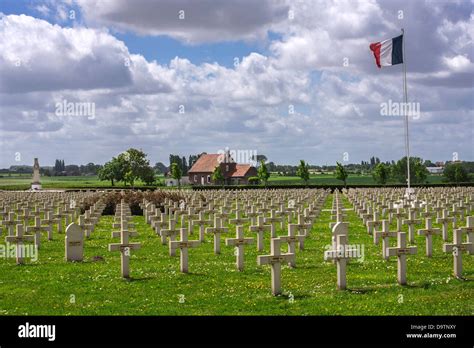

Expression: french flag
xmin=369 ymin=34 xmax=403 ymax=68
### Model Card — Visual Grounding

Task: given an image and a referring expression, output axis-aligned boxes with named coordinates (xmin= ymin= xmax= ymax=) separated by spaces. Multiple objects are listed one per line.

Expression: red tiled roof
xmin=189 ymin=154 xmax=254 ymax=177
xmin=230 ymin=164 xmax=252 ymax=177
xmin=188 ymin=154 xmax=220 ymax=173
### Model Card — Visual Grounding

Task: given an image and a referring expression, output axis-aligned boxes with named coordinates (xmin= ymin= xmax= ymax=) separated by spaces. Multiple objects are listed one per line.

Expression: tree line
xmin=2 ymin=152 xmax=472 ymax=186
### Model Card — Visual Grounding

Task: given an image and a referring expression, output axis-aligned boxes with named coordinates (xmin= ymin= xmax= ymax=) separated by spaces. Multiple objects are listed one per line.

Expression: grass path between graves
xmin=0 ymin=194 xmax=472 ymax=315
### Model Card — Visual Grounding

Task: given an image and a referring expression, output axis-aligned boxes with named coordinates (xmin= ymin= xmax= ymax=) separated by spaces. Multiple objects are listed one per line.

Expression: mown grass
xmin=0 ymin=194 xmax=472 ymax=315
xmin=0 ymin=174 xmax=446 ymax=190
xmin=0 ymin=175 xmax=165 ymax=190
xmin=268 ymin=174 xmax=445 ymax=185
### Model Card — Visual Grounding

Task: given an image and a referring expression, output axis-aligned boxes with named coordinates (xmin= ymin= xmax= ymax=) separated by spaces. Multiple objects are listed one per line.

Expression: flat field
xmin=0 ymin=173 xmax=445 ymax=190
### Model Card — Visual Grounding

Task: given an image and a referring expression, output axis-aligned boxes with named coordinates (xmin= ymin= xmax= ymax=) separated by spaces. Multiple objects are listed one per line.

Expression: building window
xmin=194 ymin=175 xmax=197 ymax=183
xmin=226 ymin=165 xmax=229 ymax=172
xmin=207 ymin=175 xmax=211 ymax=183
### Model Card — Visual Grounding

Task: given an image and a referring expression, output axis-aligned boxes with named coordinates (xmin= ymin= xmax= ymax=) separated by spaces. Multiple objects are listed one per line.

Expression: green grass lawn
xmin=268 ymin=174 xmax=445 ymax=185
xmin=0 ymin=175 xmax=165 ymax=190
xmin=0 ymin=174 xmax=446 ymax=190
xmin=0 ymin=194 xmax=472 ymax=315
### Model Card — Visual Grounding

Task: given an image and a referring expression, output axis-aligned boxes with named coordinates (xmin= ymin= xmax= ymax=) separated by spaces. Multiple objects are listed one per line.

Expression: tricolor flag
xmin=369 ymin=34 xmax=403 ymax=68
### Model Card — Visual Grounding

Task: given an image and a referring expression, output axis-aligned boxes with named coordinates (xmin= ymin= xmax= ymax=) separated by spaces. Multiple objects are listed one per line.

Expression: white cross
xmin=192 ymin=211 xmax=211 ymax=242
xmin=25 ymin=216 xmax=50 ymax=249
xmin=153 ymin=213 xmax=169 ymax=244
xmin=170 ymin=228 xmax=200 ymax=273
xmin=108 ymin=225 xmax=141 ymax=278
xmin=5 ymin=224 xmax=35 ymax=265
xmin=374 ymin=220 xmax=397 ymax=260
xmin=279 ymin=224 xmax=305 ymax=267
xmin=324 ymin=234 xmax=358 ymax=290
xmin=436 ymin=209 xmax=453 ymax=242
xmin=264 ymin=210 xmax=282 ymax=238
xmin=366 ymin=210 xmax=382 ymax=235
xmin=459 ymin=216 xmax=474 ymax=255
xmin=2 ymin=212 xmax=21 ymax=236
xmin=225 ymin=225 xmax=254 ymax=271
xmin=392 ymin=208 xmax=406 ymax=232
xmin=161 ymin=218 xmax=180 ymax=256
xmin=249 ymin=215 xmax=271 ymax=251
xmin=205 ymin=216 xmax=229 ymax=254
xmin=417 ymin=218 xmax=440 ymax=257
xmin=257 ymin=238 xmax=295 ymax=296
xmin=386 ymin=232 xmax=417 ymax=285
xmin=229 ymin=209 xmax=249 ymax=226
xmin=402 ymin=209 xmax=421 ymax=243
xmin=443 ymin=228 xmax=473 ymax=278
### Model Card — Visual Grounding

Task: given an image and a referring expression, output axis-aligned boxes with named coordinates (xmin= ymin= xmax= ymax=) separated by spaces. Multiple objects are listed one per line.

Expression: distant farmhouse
xmin=188 ymin=153 xmax=257 ymax=185
xmin=427 ymin=161 xmax=445 ymax=175
xmin=427 ymin=166 xmax=444 ymax=174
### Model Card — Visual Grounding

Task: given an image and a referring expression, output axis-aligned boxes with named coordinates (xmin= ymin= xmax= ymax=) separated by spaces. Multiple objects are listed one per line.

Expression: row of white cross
xmin=139 ymin=193 xmax=327 ymax=295
xmin=324 ymin=188 xmax=473 ymax=290
xmin=3 ymin=187 xmax=472 ymax=297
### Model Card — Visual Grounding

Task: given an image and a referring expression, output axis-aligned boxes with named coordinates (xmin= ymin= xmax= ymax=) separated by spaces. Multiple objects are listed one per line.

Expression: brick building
xmin=188 ymin=153 xmax=257 ymax=185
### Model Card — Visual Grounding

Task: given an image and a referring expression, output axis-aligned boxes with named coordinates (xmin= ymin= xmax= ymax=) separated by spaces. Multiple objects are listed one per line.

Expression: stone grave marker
xmin=225 ymin=225 xmax=254 ymax=271
xmin=257 ymin=238 xmax=295 ymax=296
xmin=5 ymin=224 xmax=35 ymax=265
xmin=65 ymin=223 xmax=84 ymax=261
xmin=324 ymin=234 xmax=358 ymax=290
xmin=443 ymin=228 xmax=473 ymax=278
xmin=386 ymin=232 xmax=417 ymax=285
xmin=417 ymin=218 xmax=441 ymax=257
xmin=374 ymin=220 xmax=397 ymax=260
xmin=108 ymin=226 xmax=141 ymax=278
xmin=170 ymin=228 xmax=200 ymax=273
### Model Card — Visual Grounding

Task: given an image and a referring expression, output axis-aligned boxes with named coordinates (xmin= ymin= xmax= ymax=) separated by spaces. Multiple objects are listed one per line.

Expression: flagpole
xmin=401 ymin=28 xmax=411 ymax=197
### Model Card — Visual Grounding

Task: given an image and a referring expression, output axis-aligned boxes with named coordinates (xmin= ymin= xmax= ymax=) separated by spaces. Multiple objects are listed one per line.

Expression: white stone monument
xmin=31 ymin=158 xmax=42 ymax=190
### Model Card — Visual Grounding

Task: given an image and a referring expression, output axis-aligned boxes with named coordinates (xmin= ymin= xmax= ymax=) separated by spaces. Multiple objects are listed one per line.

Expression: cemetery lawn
xmin=268 ymin=174 xmax=445 ymax=185
xmin=0 ymin=194 xmax=472 ymax=315
xmin=0 ymin=174 xmax=445 ymax=190
xmin=0 ymin=175 xmax=165 ymax=190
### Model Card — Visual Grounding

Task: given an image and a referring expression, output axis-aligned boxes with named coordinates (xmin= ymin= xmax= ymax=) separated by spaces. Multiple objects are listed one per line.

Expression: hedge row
xmin=81 ymin=190 xmax=185 ymax=215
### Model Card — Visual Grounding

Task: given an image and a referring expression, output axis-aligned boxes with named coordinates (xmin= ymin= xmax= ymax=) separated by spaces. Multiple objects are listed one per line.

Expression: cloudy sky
xmin=0 ymin=0 xmax=472 ymax=168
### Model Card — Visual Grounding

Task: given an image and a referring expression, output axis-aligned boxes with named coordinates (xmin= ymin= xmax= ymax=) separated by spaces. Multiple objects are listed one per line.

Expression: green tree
xmin=118 ymin=148 xmax=152 ymax=187
xmin=248 ymin=176 xmax=259 ymax=185
xmin=444 ymin=163 xmax=468 ymax=183
xmin=335 ymin=162 xmax=348 ymax=187
xmin=141 ymin=166 xmax=156 ymax=186
xmin=98 ymin=157 xmax=124 ymax=186
xmin=154 ymin=162 xmax=168 ymax=174
xmin=170 ymin=162 xmax=182 ymax=187
xmin=372 ymin=163 xmax=389 ymax=185
xmin=211 ymin=165 xmax=225 ymax=187
xmin=98 ymin=149 xmax=154 ymax=187
xmin=413 ymin=158 xmax=429 ymax=183
xmin=296 ymin=160 xmax=310 ymax=185
xmin=392 ymin=156 xmax=429 ymax=184
xmin=257 ymin=160 xmax=270 ymax=187
xmin=182 ymin=156 xmax=188 ymax=174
